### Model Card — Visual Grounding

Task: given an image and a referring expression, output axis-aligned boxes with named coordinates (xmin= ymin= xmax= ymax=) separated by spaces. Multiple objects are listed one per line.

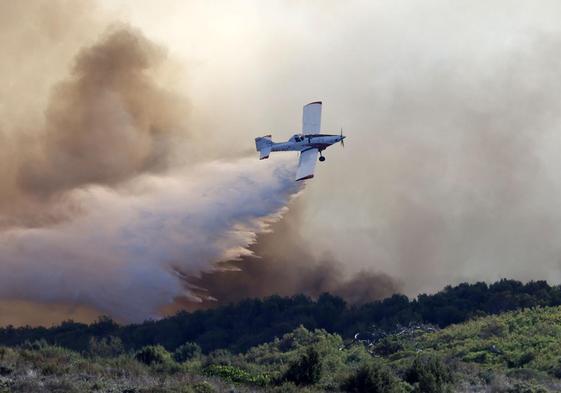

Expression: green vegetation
xmin=1 ymin=279 xmax=559 ymax=356
xmin=0 ymin=280 xmax=561 ymax=391
xmin=412 ymin=306 xmax=561 ymax=376
xmin=341 ymin=363 xmax=401 ymax=393
xmin=281 ymin=347 xmax=322 ymax=386
xmin=204 ymin=364 xmax=269 ymax=386
xmin=135 ymin=345 xmax=173 ymax=366
xmin=174 ymin=342 xmax=202 ymax=363
xmin=0 ymin=307 xmax=561 ymax=391
xmin=404 ymin=355 xmax=453 ymax=393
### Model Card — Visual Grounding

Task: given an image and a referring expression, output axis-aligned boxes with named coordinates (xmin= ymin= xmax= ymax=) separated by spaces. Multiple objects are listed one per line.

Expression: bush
xmin=478 ymin=320 xmax=506 ymax=339
xmin=373 ymin=338 xmax=405 ymax=356
xmin=21 ymin=339 xmax=48 ymax=351
xmin=44 ymin=380 xmax=81 ymax=393
xmin=507 ymin=383 xmax=548 ymax=393
xmin=507 ymin=351 xmax=535 ymax=368
xmin=0 ymin=365 xmax=12 ymax=376
xmin=87 ymin=336 xmax=124 ymax=357
xmin=190 ymin=382 xmax=216 ymax=393
xmin=506 ymin=368 xmax=548 ymax=381
xmin=463 ymin=351 xmax=488 ymax=364
xmin=205 ymin=364 xmax=270 ymax=386
xmin=204 ymin=349 xmax=235 ymax=367
xmin=341 ymin=363 xmax=400 ymax=393
xmin=134 ymin=345 xmax=172 ymax=366
xmin=405 ymin=355 xmax=453 ymax=393
xmin=551 ymin=358 xmax=561 ymax=378
xmin=174 ymin=342 xmax=202 ymax=363
xmin=282 ymin=347 xmax=322 ymax=386
xmin=269 ymin=382 xmax=301 ymax=393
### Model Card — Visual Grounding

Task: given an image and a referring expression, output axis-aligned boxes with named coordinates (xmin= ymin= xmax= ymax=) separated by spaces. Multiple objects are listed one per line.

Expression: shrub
xmin=478 ymin=320 xmax=506 ymax=339
xmin=134 ymin=345 xmax=172 ymax=366
xmin=44 ymin=380 xmax=81 ymax=393
xmin=405 ymin=355 xmax=453 ymax=393
xmin=205 ymin=349 xmax=233 ymax=366
xmin=341 ymin=363 xmax=400 ymax=393
xmin=282 ymin=347 xmax=322 ymax=386
xmin=0 ymin=365 xmax=12 ymax=376
xmin=506 ymin=368 xmax=548 ymax=381
xmin=507 ymin=383 xmax=548 ymax=393
xmin=190 ymin=382 xmax=216 ymax=393
xmin=21 ymin=339 xmax=48 ymax=351
xmin=507 ymin=351 xmax=535 ymax=368
xmin=87 ymin=336 xmax=124 ymax=357
xmin=269 ymin=382 xmax=301 ymax=393
xmin=373 ymin=338 xmax=405 ymax=356
xmin=204 ymin=364 xmax=270 ymax=386
xmin=551 ymin=358 xmax=561 ymax=378
xmin=174 ymin=342 xmax=202 ymax=363
xmin=463 ymin=351 xmax=488 ymax=364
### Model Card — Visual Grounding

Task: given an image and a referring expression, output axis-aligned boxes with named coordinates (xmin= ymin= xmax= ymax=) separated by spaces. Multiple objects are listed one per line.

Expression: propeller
xmin=340 ymin=127 xmax=345 ymax=148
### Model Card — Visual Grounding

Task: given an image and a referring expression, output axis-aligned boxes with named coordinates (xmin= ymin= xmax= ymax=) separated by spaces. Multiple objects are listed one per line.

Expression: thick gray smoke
xmin=185 ymin=203 xmax=400 ymax=310
xmin=0 ymin=3 xmax=192 ymax=228
xmin=20 ymin=27 xmax=188 ymax=196
xmin=0 ymin=1 xmax=304 ymax=324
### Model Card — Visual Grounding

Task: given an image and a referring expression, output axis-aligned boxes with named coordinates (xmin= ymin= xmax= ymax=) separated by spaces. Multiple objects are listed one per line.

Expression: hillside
xmin=1 ymin=279 xmax=559 ymax=355
xmin=1 ymin=297 xmax=561 ymax=391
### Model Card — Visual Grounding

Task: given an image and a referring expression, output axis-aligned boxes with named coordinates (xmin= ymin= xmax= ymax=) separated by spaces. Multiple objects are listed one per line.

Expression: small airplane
xmin=255 ymin=101 xmax=345 ymax=181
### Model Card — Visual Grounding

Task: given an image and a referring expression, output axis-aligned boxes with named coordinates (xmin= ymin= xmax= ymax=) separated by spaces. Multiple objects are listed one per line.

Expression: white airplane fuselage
xmin=271 ymin=134 xmax=345 ymax=153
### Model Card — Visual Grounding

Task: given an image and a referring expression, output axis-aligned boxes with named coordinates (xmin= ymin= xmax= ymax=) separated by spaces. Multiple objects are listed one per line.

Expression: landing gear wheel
xmin=319 ymin=156 xmax=326 ymax=162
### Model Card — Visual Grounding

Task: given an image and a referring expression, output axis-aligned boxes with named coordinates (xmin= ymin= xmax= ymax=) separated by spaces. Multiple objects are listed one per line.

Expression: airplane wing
xmin=296 ymin=148 xmax=318 ymax=181
xmin=302 ymin=101 xmax=322 ymax=135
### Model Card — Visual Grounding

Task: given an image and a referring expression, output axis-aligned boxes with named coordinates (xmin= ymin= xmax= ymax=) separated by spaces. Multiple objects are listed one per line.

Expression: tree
xmin=342 ymin=363 xmax=400 ymax=393
xmin=88 ymin=336 xmax=124 ymax=357
xmin=174 ymin=342 xmax=202 ymax=363
xmin=282 ymin=347 xmax=322 ymax=386
xmin=405 ymin=355 xmax=453 ymax=393
xmin=134 ymin=345 xmax=172 ymax=366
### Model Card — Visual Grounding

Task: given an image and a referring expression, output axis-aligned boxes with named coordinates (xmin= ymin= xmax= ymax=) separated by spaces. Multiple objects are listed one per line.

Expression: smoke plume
xmin=0 ymin=1 xmax=305 ymax=324
xmin=185 ymin=204 xmax=400 ymax=309
xmin=0 ymin=2 xmax=192 ymax=229
xmin=20 ymin=27 xmax=188 ymax=196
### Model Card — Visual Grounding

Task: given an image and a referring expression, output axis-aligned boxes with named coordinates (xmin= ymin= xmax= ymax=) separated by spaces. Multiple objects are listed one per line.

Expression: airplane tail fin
xmin=255 ymin=135 xmax=273 ymax=160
